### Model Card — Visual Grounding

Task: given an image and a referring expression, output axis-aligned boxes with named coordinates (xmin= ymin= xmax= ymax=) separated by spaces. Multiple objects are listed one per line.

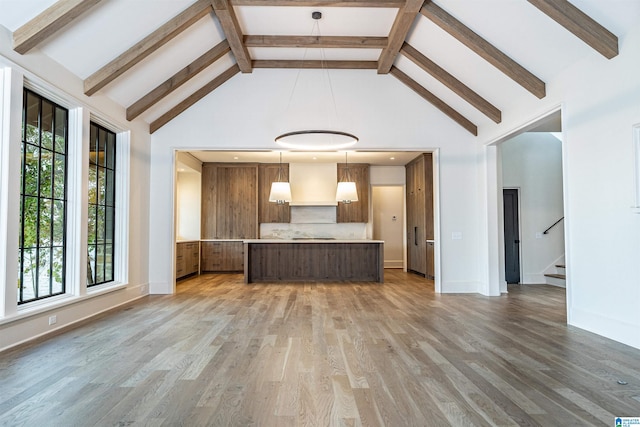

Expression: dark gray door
xmin=503 ymin=189 xmax=520 ymax=284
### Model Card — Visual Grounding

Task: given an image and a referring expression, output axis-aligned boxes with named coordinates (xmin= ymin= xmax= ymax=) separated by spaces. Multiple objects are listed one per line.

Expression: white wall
xmin=176 ymin=171 xmax=201 ymax=240
xmin=150 ymin=69 xmax=483 ymax=295
xmin=558 ymin=25 xmax=640 ymax=349
xmin=501 ymin=132 xmax=565 ymax=283
xmin=0 ymin=26 xmax=151 ymax=351
xmin=480 ymin=24 xmax=640 ymax=349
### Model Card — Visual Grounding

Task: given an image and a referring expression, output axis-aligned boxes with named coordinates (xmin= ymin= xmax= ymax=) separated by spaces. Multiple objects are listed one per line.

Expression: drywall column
xmin=482 ymin=145 xmax=503 ymax=296
xmin=0 ymin=67 xmax=22 ymax=317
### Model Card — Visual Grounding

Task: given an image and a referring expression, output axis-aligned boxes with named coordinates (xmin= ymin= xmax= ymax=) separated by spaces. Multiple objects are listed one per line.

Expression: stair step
xmin=545 ymin=273 xmax=566 ymax=280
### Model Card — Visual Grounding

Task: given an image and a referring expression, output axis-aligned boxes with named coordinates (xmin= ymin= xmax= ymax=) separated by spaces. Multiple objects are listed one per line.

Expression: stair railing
xmin=543 ymin=217 xmax=564 ymax=234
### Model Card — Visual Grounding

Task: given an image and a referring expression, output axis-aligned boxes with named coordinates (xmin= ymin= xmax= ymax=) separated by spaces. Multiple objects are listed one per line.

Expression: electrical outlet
xmin=48 ymin=315 xmax=57 ymax=325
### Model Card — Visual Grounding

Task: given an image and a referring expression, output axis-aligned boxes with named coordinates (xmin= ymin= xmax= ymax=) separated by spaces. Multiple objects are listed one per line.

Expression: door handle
xmin=415 ymin=227 xmax=418 ymax=246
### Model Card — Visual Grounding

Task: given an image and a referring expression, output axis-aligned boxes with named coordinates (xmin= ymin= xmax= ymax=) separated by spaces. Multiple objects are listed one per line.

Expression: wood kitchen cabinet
xmin=258 ymin=163 xmax=290 ymax=223
xmin=201 ymin=163 xmax=258 ymax=239
xmin=337 ymin=163 xmax=369 ymax=223
xmin=201 ymin=241 xmax=244 ymax=272
xmin=406 ymin=153 xmax=434 ymax=277
xmin=176 ymin=241 xmax=199 ymax=279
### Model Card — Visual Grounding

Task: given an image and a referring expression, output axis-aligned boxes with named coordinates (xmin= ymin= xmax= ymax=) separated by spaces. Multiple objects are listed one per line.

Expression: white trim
xmin=432 ymin=148 xmax=442 ymax=294
xmin=9 ymin=283 xmax=127 ymax=324
xmin=67 ymin=106 xmax=86 ymax=297
xmin=114 ymin=130 xmax=131 ymax=286
xmin=440 ymin=281 xmax=480 ymax=293
xmin=0 ymin=67 xmax=23 ymax=317
xmin=485 ymin=106 xmax=563 ymax=147
xmin=632 ymin=123 xmax=640 ymax=213
xmin=559 ymin=105 xmax=571 ymax=324
xmin=484 ymin=105 xmax=565 ymax=298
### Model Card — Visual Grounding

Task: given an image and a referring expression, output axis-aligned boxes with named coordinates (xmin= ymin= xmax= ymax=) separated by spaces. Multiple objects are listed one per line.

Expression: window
xmin=18 ymin=89 xmax=68 ymax=304
xmin=87 ymin=122 xmax=116 ymax=286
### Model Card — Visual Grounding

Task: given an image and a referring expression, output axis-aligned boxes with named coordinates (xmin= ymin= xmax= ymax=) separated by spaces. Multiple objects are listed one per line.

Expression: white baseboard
xmin=570 ymin=307 xmax=640 ymax=350
xmin=522 ymin=274 xmax=546 ymax=284
xmin=441 ymin=281 xmax=480 ymax=294
xmin=149 ymin=281 xmax=173 ymax=294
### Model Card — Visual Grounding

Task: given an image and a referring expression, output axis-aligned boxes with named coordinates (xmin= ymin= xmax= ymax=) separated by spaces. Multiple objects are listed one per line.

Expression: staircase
xmin=544 ymin=264 xmax=566 ymax=287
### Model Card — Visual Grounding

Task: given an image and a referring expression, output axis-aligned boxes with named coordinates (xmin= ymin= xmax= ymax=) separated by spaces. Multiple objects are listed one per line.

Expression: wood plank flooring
xmin=1 ymin=270 xmax=639 ymax=426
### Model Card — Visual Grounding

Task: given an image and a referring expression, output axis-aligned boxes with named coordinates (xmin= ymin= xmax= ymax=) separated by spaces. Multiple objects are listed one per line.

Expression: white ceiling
xmin=1 ymin=1 xmax=638 ymax=137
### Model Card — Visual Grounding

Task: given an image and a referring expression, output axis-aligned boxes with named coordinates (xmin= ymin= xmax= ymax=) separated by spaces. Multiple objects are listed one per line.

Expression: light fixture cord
xmin=342 ymin=151 xmax=352 ymax=182
xmin=284 ymin=20 xmax=316 ymax=114
xmin=318 ymin=21 xmax=339 ymax=132
xmin=277 ymin=152 xmax=283 ymax=182
xmin=283 ymin=15 xmax=340 ymax=135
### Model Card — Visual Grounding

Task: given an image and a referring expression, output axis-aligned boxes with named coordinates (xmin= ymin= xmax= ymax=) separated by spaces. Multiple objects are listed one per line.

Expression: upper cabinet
xmin=337 ymin=163 xmax=369 ymax=223
xmin=258 ymin=164 xmax=291 ymax=223
xmin=201 ymin=163 xmax=258 ymax=239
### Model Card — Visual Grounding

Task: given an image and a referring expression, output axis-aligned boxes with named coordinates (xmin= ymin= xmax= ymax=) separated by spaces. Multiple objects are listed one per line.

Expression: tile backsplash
xmin=260 ymin=207 xmax=367 ymax=239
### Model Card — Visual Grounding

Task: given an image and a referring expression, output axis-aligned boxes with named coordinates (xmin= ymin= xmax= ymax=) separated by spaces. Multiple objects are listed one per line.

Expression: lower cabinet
xmin=201 ymin=241 xmax=244 ymax=272
xmin=426 ymin=241 xmax=435 ymax=280
xmin=176 ymin=241 xmax=199 ymax=279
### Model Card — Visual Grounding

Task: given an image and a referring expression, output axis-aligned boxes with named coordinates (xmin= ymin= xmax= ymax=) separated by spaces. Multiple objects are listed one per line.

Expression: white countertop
xmin=243 ymin=239 xmax=384 ymax=244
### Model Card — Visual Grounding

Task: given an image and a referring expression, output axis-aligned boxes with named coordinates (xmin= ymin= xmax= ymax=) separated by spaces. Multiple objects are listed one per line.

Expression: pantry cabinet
xmin=406 ymin=153 xmax=434 ymax=278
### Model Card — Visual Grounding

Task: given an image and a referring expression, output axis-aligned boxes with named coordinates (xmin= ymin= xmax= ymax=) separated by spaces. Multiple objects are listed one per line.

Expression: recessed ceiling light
xmin=177 ymin=168 xmax=185 ymax=172
xmin=390 ymin=157 xmax=395 ymax=160
xmin=233 ymin=156 xmax=239 ymax=160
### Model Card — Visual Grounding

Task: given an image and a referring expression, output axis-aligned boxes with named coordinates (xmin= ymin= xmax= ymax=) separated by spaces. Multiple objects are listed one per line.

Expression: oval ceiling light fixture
xmin=275 ymin=130 xmax=358 ymax=151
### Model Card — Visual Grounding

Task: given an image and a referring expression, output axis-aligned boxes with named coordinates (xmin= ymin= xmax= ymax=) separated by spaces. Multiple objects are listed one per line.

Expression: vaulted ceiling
xmin=1 ymin=0 xmax=634 ymax=137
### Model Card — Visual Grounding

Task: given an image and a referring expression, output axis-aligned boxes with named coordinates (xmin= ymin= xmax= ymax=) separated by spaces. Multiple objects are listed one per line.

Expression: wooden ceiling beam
xmin=421 ymin=1 xmax=546 ymax=99
xmin=211 ymin=0 xmax=253 ymax=73
xmin=13 ymin=0 xmax=104 ymax=54
xmin=150 ymin=64 xmax=240 ymax=134
xmin=377 ymin=0 xmax=424 ymax=74
xmin=253 ymin=60 xmax=377 ymax=69
xmin=84 ymin=0 xmax=213 ymax=96
xmin=230 ymin=0 xmax=405 ymax=7
xmin=244 ymin=35 xmax=387 ymax=49
xmin=127 ymin=40 xmax=231 ymax=121
xmin=527 ymin=0 xmax=618 ymax=59
xmin=401 ymin=43 xmax=501 ymax=123
xmin=390 ymin=66 xmax=477 ymax=136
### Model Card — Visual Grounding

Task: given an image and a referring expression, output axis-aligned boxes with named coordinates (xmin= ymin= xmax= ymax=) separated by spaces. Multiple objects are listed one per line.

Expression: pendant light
xmin=336 ymin=152 xmax=358 ymax=204
xmin=269 ymin=152 xmax=292 ymax=204
xmin=275 ymin=11 xmax=358 ymax=151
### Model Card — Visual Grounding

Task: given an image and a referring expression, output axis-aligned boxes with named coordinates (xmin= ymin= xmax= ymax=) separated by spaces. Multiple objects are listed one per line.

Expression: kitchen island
xmin=243 ymin=239 xmax=384 ymax=283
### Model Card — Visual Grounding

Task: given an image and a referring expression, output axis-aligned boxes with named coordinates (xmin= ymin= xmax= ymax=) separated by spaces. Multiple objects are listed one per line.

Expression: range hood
xmin=289 ymin=163 xmax=338 ymax=206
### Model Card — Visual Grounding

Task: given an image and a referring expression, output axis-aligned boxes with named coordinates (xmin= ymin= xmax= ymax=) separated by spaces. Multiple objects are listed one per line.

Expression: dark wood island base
xmin=244 ymin=240 xmax=384 ymax=283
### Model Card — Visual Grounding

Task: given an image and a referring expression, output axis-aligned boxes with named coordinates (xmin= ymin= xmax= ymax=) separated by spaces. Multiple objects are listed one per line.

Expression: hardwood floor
xmin=1 ymin=270 xmax=639 ymax=426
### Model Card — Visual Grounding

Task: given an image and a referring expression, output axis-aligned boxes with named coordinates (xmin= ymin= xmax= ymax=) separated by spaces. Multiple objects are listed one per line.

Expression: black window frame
xmin=18 ymin=88 xmax=69 ymax=304
xmin=87 ymin=122 xmax=116 ymax=287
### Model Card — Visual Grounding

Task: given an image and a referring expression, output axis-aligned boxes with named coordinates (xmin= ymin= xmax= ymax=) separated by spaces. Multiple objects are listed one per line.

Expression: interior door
xmin=503 ymin=189 xmax=521 ymax=284
xmin=372 ymin=186 xmax=404 ymax=268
